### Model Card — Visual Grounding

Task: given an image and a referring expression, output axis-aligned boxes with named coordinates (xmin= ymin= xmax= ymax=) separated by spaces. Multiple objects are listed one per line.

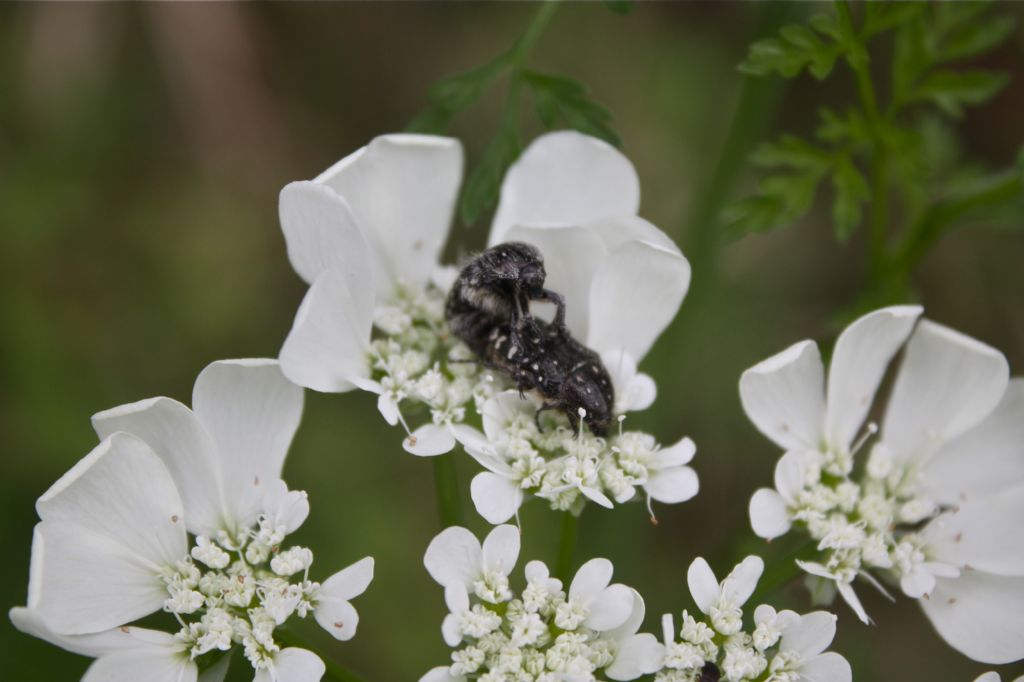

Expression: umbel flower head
xmin=740 ymin=305 xmax=1024 ymax=664
xmin=658 ymin=555 xmax=851 ymax=682
xmin=277 ymin=131 xmax=698 ymax=522
xmin=9 ymin=360 xmax=373 ymax=682
xmin=420 ymin=525 xmax=664 ymax=681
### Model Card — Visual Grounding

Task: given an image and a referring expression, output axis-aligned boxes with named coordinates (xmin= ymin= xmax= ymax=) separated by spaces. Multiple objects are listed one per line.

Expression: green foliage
xmin=728 ymin=0 xmax=1021 ymax=297
xmin=739 ymin=19 xmax=843 ymax=80
xmin=459 ymin=114 xmax=521 ymax=226
xmin=407 ymin=3 xmax=622 ymax=227
xmin=524 ymin=70 xmax=620 ymax=147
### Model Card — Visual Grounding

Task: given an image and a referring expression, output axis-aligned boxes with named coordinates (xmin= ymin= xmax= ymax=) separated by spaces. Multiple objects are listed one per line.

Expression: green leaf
xmin=739 ymin=17 xmax=842 ymax=81
xmin=750 ymin=134 xmax=831 ymax=170
xmin=406 ymin=54 xmax=512 ymax=133
xmin=862 ymin=2 xmax=924 ymax=39
xmin=815 ymin=107 xmax=871 ymax=147
xmin=459 ymin=125 xmax=521 ymax=227
xmin=831 ymin=156 xmax=869 ymax=242
xmin=724 ymin=167 xmax=827 ymax=235
xmin=524 ymin=71 xmax=621 ymax=147
xmin=938 ymin=15 xmax=1016 ymax=63
xmin=910 ymin=69 xmax=1010 ymax=117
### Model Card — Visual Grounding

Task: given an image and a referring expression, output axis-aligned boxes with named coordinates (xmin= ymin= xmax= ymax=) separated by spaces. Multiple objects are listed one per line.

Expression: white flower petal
xmin=921 ymin=490 xmax=1024 ymax=576
xmin=901 ymin=568 xmax=937 ymax=599
xmin=278 ymin=181 xmax=375 ymax=307
xmin=780 ymin=611 xmax=836 ymax=659
xmin=9 ymin=608 xmax=174 ymax=659
xmin=314 ymin=596 xmax=359 ymax=642
xmin=686 ymin=558 xmax=720 ymax=614
xmin=505 ymin=224 xmax=605 ymax=340
xmin=92 ymin=399 xmax=224 ymax=537
xmin=470 ymin=472 xmax=523 ymax=524
xmin=192 ymin=359 xmax=303 ymax=529
xmin=825 ymin=305 xmax=921 ymax=451
xmin=82 ymin=646 xmax=196 ymax=682
xmin=650 ymin=437 xmax=696 ymax=469
xmin=721 ymin=555 xmax=764 ymax=608
xmin=254 ymin=648 xmax=325 ymax=682
xmin=581 ymin=486 xmax=615 ymax=509
xmin=587 ymin=239 xmax=690 ymax=360
xmin=481 ymin=525 xmax=520 ymax=576
xmin=920 ymin=572 xmax=1024 ymax=664
xmin=883 ymin=320 xmax=1009 ymax=465
xmin=835 ymin=580 xmax=871 ymax=625
xmin=797 ymin=651 xmax=852 ymax=682
xmin=320 ymin=557 xmax=374 ymax=601
xmin=921 ymin=379 xmax=1024 ymax=504
xmin=490 ymin=131 xmax=639 ymax=245
xmin=584 ymin=583 xmax=635 ymax=632
xmin=570 ymin=558 xmax=614 ymax=604
xmin=973 ymin=674 xmax=1001 ymax=682
xmin=280 ymin=268 xmax=373 ymax=393
xmin=605 ymin=589 xmax=646 ymax=639
xmin=36 ymin=433 xmax=186 ymax=571
xmin=403 ymin=424 xmax=456 ymax=457
xmin=423 ymin=527 xmax=482 ymax=590
xmin=419 ymin=666 xmax=466 ymax=682
xmin=604 ymin=349 xmax=657 ymax=414
xmin=749 ymin=488 xmax=792 ymax=539
xmin=33 ymin=522 xmax=170 ymax=635
xmin=585 ymin=215 xmax=681 ymax=255
xmin=645 ymin=467 xmax=698 ymax=504
xmin=261 ymin=480 xmax=309 ymax=534
xmin=604 ymin=633 xmax=665 ymax=680
xmin=774 ymin=450 xmax=807 ymax=502
xmin=739 ymin=340 xmax=826 ymax=452
xmin=316 ymin=134 xmax=462 ymax=298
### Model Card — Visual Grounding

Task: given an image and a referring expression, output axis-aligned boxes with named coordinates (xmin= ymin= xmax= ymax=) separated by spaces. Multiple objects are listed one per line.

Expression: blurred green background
xmin=1 ymin=3 xmax=1023 ymax=680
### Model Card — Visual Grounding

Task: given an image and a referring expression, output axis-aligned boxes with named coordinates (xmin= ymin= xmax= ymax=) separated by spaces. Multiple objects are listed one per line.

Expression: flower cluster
xmin=277 ymin=131 xmax=698 ymax=522
xmin=658 ymin=556 xmax=851 ymax=682
xmin=10 ymin=360 xmax=372 ymax=682
xmin=741 ymin=305 xmax=1024 ymax=663
xmin=458 ymin=391 xmax=698 ymax=523
xmin=420 ymin=525 xmax=664 ymax=682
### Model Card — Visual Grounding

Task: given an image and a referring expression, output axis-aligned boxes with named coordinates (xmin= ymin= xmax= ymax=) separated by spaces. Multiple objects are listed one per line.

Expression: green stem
xmin=894 ymin=173 xmax=1023 ymax=277
xmin=432 ymin=454 xmax=463 ymax=528
xmin=555 ymin=511 xmax=579 ymax=582
xmin=513 ymin=1 xmax=561 ymax=65
xmin=275 ymin=629 xmax=368 ymax=682
xmin=681 ymin=1 xmax=798 ymax=303
xmin=837 ymin=1 xmax=890 ymax=292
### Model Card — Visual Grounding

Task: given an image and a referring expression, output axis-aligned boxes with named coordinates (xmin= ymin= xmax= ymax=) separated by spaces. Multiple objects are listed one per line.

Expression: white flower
xmin=10 ymin=608 xmax=212 ymax=682
xmin=91 ymin=358 xmax=305 ymax=541
xmin=421 ymin=526 xmax=654 ymax=681
xmin=278 ymin=131 xmax=690 ymax=452
xmin=556 ymin=558 xmax=636 ymax=633
xmin=766 ymin=611 xmax=850 ymax=682
xmin=10 ymin=359 xmax=373 ymax=680
xmin=687 ymin=556 xmax=763 ymax=635
xmin=660 ymin=556 xmax=850 ymax=682
xmin=601 ymin=591 xmax=666 ymax=681
xmin=279 ymin=134 xmax=462 ymax=394
xmin=424 ymin=525 xmax=521 ymax=604
xmin=742 ymin=305 xmax=1024 ymax=664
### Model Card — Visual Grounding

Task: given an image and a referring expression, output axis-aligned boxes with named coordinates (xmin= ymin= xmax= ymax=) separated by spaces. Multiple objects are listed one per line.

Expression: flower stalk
xmin=432 ymin=453 xmax=464 ymax=528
